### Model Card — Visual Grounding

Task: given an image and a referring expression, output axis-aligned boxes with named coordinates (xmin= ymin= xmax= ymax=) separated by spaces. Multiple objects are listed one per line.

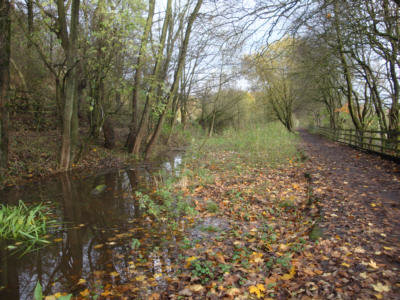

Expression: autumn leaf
xmin=368 ymin=260 xmax=379 ymax=269
xmin=250 ymin=252 xmax=264 ymax=264
xmin=215 ymin=252 xmax=226 ymax=264
xmin=249 ymin=284 xmax=265 ymax=299
xmin=280 ymin=265 xmax=296 ymax=281
xmin=226 ymin=287 xmax=241 ymax=296
xmin=109 ymin=271 xmax=119 ymax=277
xmin=189 ymin=284 xmax=204 ymax=292
xmin=77 ymin=278 xmax=86 ymax=285
xmin=80 ymin=289 xmax=90 ymax=297
xmin=372 ymin=282 xmax=390 ymax=293
xmin=135 ymin=275 xmax=146 ymax=281
xmin=341 ymin=262 xmax=350 ymax=268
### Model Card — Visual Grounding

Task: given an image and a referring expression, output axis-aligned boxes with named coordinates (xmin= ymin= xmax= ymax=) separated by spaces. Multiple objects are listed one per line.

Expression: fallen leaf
xmin=226 ymin=288 xmax=241 ymax=296
xmin=189 ymin=284 xmax=204 ymax=292
xmin=371 ymin=282 xmax=390 ymax=293
xmin=281 ymin=265 xmax=296 ymax=280
xmin=135 ymin=275 xmax=146 ymax=281
xmin=80 ymin=289 xmax=90 ymax=297
xmin=341 ymin=262 xmax=350 ymax=268
xmin=368 ymin=260 xmax=379 ymax=269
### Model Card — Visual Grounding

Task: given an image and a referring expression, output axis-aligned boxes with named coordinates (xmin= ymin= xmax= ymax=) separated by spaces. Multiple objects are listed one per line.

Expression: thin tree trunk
xmin=0 ymin=0 xmax=11 ymax=169
xmin=27 ymin=0 xmax=33 ymax=47
xmin=130 ymin=0 xmax=172 ymax=155
xmin=144 ymin=0 xmax=203 ymax=159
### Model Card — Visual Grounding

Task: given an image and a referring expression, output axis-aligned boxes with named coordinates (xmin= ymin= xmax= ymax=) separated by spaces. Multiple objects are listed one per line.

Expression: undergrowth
xmin=196 ymin=122 xmax=300 ymax=166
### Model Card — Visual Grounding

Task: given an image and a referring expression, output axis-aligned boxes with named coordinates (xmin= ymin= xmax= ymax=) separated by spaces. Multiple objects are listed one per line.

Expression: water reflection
xmin=0 ymin=153 xmax=184 ymax=300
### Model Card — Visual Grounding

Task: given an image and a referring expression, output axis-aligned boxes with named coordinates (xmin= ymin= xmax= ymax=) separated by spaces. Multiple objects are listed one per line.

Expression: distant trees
xmin=243 ymin=0 xmax=399 ymax=140
xmin=243 ymin=38 xmax=308 ymax=132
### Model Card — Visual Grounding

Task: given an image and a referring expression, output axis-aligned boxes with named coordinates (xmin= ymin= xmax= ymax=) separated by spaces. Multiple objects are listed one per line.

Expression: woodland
xmin=0 ymin=0 xmax=399 ymax=299
xmin=0 ymin=0 xmax=399 ymax=179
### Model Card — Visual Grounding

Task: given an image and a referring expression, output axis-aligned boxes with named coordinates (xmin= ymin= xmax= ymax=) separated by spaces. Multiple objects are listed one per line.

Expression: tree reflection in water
xmin=0 ymin=151 xmax=184 ymax=299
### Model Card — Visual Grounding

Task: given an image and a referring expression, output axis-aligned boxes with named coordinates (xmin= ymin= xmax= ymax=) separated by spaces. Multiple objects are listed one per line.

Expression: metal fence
xmin=315 ymin=127 xmax=400 ymax=158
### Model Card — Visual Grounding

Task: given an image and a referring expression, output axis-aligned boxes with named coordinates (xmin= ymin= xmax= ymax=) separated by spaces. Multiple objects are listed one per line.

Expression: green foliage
xmin=135 ymin=170 xmax=197 ymax=227
xmin=34 ymin=281 xmax=43 ymax=300
xmin=205 ymin=200 xmax=218 ymax=213
xmin=190 ymin=259 xmax=215 ymax=284
xmin=0 ymin=201 xmax=55 ymax=247
xmin=131 ymin=238 xmax=141 ymax=250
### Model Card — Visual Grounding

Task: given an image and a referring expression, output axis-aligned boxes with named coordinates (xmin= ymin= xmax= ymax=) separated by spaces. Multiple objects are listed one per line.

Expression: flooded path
xmin=0 ymin=151 xmax=185 ymax=300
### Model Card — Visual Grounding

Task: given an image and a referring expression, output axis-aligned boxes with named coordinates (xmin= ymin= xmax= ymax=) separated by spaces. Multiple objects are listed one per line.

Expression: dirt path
xmin=299 ymin=129 xmax=400 ymax=299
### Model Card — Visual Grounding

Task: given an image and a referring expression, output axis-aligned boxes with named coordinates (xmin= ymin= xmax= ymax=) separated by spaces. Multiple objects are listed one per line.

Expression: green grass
xmin=0 ymin=200 xmax=54 ymax=247
xmin=200 ymin=122 xmax=300 ymax=165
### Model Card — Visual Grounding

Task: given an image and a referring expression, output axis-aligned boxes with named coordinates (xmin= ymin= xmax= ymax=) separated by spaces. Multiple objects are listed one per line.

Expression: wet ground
xmin=0 ymin=151 xmax=185 ymax=300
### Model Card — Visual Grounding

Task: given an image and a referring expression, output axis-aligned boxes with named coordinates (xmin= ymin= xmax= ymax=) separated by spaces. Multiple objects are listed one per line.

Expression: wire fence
xmin=315 ymin=127 xmax=400 ymax=158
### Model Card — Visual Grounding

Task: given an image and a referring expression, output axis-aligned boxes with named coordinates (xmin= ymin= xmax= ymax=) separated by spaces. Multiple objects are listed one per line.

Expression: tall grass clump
xmin=0 ymin=201 xmax=54 ymax=248
xmin=204 ymin=122 xmax=300 ymax=165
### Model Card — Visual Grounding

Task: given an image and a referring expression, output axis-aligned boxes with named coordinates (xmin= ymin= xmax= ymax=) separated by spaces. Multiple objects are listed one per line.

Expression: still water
xmin=0 ymin=151 xmax=184 ymax=300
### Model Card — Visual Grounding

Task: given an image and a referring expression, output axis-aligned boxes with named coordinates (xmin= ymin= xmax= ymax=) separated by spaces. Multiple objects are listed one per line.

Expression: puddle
xmin=0 ymin=152 xmax=186 ymax=299
xmin=188 ymin=217 xmax=230 ymax=241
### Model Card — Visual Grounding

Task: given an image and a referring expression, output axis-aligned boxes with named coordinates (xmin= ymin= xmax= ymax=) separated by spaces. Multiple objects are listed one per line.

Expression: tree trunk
xmin=59 ymin=0 xmax=80 ymax=170
xmin=126 ymin=0 xmax=155 ymax=151
xmin=103 ymin=117 xmax=115 ymax=149
xmin=27 ymin=0 xmax=33 ymax=47
xmin=0 ymin=0 xmax=11 ymax=169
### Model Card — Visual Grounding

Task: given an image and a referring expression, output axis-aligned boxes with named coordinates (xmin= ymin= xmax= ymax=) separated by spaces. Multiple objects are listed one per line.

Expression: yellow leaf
xmin=185 ymin=256 xmax=199 ymax=267
xmin=135 ymin=275 xmax=146 ymax=281
xmin=101 ymin=290 xmax=112 ymax=296
xmin=154 ymin=273 xmax=162 ymax=279
xmin=249 ymin=285 xmax=263 ymax=298
xmin=371 ymin=203 xmax=376 ymax=207
xmin=372 ymin=282 xmax=390 ymax=293
xmin=109 ymin=271 xmax=119 ymax=277
xmin=256 ymin=284 xmax=265 ymax=292
xmin=44 ymin=296 xmax=56 ymax=300
xmin=368 ymin=260 xmax=379 ymax=269
xmin=94 ymin=244 xmax=104 ymax=249
xmin=53 ymin=238 xmax=63 ymax=243
xmin=375 ymin=294 xmax=383 ymax=299
xmin=77 ymin=278 xmax=86 ymax=285
xmin=341 ymin=262 xmax=350 ymax=268
xmin=189 ymin=284 xmax=204 ymax=292
xmin=80 ymin=289 xmax=90 ymax=297
xmin=360 ymin=272 xmax=368 ymax=279
xmin=281 ymin=265 xmax=296 ymax=280
xmin=186 ymin=256 xmax=198 ymax=263
xmin=383 ymin=247 xmax=392 ymax=251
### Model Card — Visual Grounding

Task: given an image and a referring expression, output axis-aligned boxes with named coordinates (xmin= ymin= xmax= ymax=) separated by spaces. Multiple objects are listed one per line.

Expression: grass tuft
xmin=0 ymin=201 xmax=54 ymax=248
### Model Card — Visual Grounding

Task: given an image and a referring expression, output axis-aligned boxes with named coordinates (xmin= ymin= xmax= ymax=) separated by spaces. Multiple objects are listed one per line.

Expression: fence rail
xmin=315 ymin=127 xmax=400 ymax=158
